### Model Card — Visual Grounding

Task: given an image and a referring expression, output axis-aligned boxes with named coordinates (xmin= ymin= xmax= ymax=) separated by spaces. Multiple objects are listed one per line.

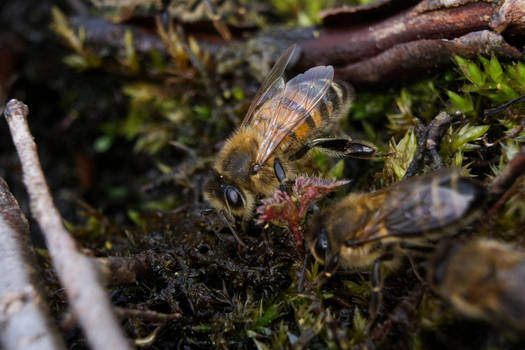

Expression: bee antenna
xmin=223 ymin=190 xmax=232 ymax=214
xmin=219 ymin=211 xmax=246 ymax=247
xmin=239 ymin=191 xmax=247 ymax=208
xmin=298 ymin=252 xmax=310 ymax=292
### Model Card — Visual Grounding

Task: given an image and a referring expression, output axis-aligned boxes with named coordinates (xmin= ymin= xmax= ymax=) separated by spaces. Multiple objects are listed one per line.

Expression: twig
xmin=485 ymin=145 xmax=525 ymax=219
xmin=483 ymin=94 xmax=525 ymax=118
xmin=115 ymin=307 xmax=182 ymax=322
xmin=482 ymin=122 xmax=524 ymax=147
xmin=0 ymin=177 xmax=66 ymax=350
xmin=426 ymin=111 xmax=453 ymax=169
xmin=404 ymin=111 xmax=453 ymax=178
xmin=489 ymin=145 xmax=525 ymax=197
xmin=134 ymin=324 xmax=164 ymax=347
xmin=3 ymin=99 xmax=131 ymax=350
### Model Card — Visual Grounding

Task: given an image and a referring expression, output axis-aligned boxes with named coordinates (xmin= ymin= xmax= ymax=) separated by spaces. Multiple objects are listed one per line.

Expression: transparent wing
xmin=253 ymin=65 xmax=334 ymax=168
xmin=351 ymin=169 xmax=477 ymax=244
xmin=241 ymin=44 xmax=296 ymax=127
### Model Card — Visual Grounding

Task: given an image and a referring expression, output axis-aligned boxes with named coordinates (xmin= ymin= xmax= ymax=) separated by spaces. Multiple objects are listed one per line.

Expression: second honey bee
xmin=204 ymin=45 xmax=379 ymax=222
xmin=428 ymin=238 xmax=525 ymax=333
xmin=305 ymin=168 xmax=486 ymax=320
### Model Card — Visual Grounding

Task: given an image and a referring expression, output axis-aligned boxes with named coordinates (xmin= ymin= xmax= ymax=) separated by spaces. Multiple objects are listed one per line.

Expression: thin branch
xmin=115 ymin=307 xmax=182 ymax=322
xmin=0 ymin=177 xmax=66 ymax=350
xmin=483 ymin=94 xmax=525 ymax=118
xmin=3 ymin=99 xmax=132 ymax=350
xmin=489 ymin=145 xmax=525 ymax=196
xmin=483 ymin=122 xmax=524 ymax=147
xmin=404 ymin=111 xmax=453 ymax=178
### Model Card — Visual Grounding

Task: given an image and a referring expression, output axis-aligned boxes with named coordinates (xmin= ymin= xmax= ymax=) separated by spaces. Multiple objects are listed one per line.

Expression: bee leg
xmin=316 ymin=254 xmax=339 ymax=287
xmin=324 ymin=254 xmax=339 ymax=278
xmin=298 ymin=252 xmax=310 ymax=292
xmin=293 ymin=137 xmax=390 ymax=160
xmin=399 ymin=241 xmax=435 ymax=283
xmin=274 ymin=157 xmax=288 ymax=192
xmin=367 ymin=254 xmax=394 ymax=331
xmin=369 ymin=259 xmax=384 ymax=324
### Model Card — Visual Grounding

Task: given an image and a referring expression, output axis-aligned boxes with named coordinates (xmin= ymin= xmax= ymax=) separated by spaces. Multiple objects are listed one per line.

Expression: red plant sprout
xmin=256 ymin=176 xmax=349 ymax=253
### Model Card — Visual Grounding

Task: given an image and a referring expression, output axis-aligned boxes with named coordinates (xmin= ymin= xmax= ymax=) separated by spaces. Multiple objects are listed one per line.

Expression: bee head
xmin=203 ymin=171 xmax=256 ymax=221
xmin=305 ymin=212 xmax=341 ymax=279
xmin=305 ymin=211 xmax=332 ymax=266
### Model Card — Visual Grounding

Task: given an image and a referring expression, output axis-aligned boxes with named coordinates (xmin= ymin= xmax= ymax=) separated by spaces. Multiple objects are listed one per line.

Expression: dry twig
xmin=489 ymin=145 xmax=525 ymax=197
xmin=0 ymin=178 xmax=66 ymax=350
xmin=3 ymin=99 xmax=131 ymax=350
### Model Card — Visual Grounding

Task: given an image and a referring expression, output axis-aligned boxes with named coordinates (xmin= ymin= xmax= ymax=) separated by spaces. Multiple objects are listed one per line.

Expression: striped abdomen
xmin=254 ymin=80 xmax=354 ymax=149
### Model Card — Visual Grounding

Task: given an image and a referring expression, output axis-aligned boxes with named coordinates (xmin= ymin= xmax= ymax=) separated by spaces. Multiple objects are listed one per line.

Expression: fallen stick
xmin=3 ymin=99 xmax=131 ymax=350
xmin=0 ymin=177 xmax=66 ymax=350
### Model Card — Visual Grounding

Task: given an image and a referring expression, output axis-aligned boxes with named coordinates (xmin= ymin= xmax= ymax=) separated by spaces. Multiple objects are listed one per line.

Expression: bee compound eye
xmin=226 ymin=186 xmax=242 ymax=207
xmin=314 ymin=228 xmax=329 ymax=263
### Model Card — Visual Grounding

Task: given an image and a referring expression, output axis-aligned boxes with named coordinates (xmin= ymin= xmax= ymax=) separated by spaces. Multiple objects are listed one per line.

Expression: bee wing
xmin=253 ymin=65 xmax=334 ymax=167
xmin=241 ymin=45 xmax=296 ymax=127
xmin=352 ymin=169 xmax=482 ymax=244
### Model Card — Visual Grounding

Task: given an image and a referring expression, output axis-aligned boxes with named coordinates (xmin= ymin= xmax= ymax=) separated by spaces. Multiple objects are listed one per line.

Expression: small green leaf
xmin=255 ymin=302 xmax=282 ymax=329
xmin=93 ymin=135 xmax=112 ymax=153
xmin=498 ymin=82 xmax=518 ymax=100
xmin=327 ymin=160 xmax=344 ymax=179
xmin=250 ymin=336 xmax=270 ymax=350
xmin=385 ymin=128 xmax=417 ymax=180
xmin=361 ymin=120 xmax=376 ymax=140
xmin=487 ymin=55 xmax=503 ymax=82
xmin=232 ymin=86 xmax=245 ymax=101
xmin=123 ymin=30 xmax=139 ymax=73
xmin=127 ymin=209 xmax=142 ymax=226
xmin=352 ymin=307 xmax=367 ymax=338
xmin=193 ymin=105 xmax=211 ymax=120
xmin=447 ymin=90 xmax=473 ymax=114
xmin=452 ymin=124 xmax=489 ymax=150
xmin=63 ymin=219 xmax=76 ymax=232
xmin=454 ymin=56 xmax=485 ymax=87
xmin=108 ymin=186 xmax=127 ymax=199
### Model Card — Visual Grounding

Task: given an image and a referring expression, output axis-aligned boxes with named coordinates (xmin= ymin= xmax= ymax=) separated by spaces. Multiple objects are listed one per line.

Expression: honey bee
xmin=305 ymin=168 xmax=486 ymax=320
xmin=205 ymin=45 xmax=378 ymax=221
xmin=428 ymin=238 xmax=525 ymax=333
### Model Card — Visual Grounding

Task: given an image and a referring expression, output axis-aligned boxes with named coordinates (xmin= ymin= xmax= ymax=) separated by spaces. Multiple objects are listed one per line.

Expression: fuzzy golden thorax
xmin=204 ymin=127 xmax=295 ymax=221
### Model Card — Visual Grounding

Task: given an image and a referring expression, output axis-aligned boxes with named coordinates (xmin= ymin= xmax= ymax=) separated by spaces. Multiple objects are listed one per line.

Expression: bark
xmin=64 ymin=0 xmax=524 ymax=85
xmin=0 ymin=178 xmax=66 ymax=350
